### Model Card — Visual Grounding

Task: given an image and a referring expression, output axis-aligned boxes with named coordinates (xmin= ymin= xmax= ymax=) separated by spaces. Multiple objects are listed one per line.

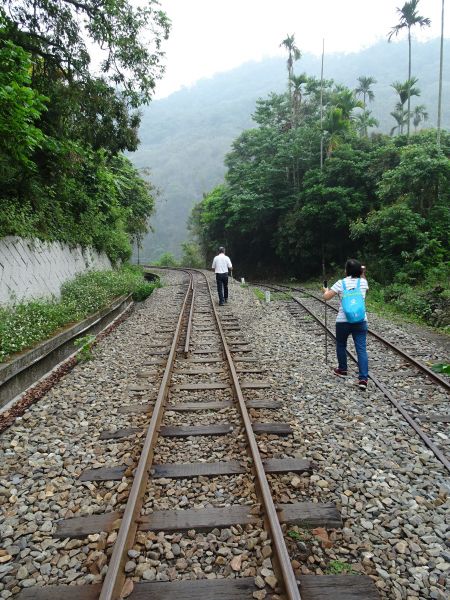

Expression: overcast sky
xmin=155 ymin=0 xmax=449 ymax=98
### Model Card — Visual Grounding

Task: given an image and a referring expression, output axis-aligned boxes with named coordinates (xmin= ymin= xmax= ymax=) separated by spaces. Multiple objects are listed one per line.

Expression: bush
xmin=0 ymin=265 xmax=159 ymax=362
xmin=366 ymin=282 xmax=449 ymax=329
xmin=154 ymin=252 xmax=178 ymax=267
xmin=132 ymin=280 xmax=160 ymax=302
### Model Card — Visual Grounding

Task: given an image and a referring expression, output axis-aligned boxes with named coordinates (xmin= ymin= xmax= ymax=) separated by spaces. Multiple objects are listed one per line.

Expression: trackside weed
xmin=74 ymin=334 xmax=96 ymax=362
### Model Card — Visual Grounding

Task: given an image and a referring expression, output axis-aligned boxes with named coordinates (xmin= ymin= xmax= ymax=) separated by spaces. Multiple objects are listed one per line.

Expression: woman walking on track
xmin=322 ymin=259 xmax=369 ymax=390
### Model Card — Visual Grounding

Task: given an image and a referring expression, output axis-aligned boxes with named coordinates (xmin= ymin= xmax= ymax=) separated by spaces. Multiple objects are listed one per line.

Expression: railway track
xmin=15 ymin=269 xmax=378 ymax=600
xmin=253 ymin=282 xmax=450 ymax=475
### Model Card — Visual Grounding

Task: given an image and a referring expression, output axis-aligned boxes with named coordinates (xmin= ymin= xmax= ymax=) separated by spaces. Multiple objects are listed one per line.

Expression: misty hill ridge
xmin=132 ymin=38 xmax=450 ymax=260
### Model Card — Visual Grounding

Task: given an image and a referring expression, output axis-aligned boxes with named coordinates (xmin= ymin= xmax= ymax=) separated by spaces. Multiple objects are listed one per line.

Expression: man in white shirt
xmin=211 ymin=247 xmax=233 ymax=306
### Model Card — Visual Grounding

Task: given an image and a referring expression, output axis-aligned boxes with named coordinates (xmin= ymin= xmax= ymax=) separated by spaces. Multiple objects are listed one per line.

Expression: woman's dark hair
xmin=345 ymin=258 xmax=362 ymax=277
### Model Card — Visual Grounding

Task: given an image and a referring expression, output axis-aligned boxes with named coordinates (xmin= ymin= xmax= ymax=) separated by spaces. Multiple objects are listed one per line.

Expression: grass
xmin=325 ymin=560 xmax=355 ymax=575
xmin=287 ymin=529 xmax=305 ymax=541
xmin=253 ymin=287 xmax=291 ymax=302
xmin=0 ymin=265 xmax=161 ymax=363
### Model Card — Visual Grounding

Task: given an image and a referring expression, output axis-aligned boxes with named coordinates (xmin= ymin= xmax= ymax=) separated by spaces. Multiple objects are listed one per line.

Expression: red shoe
xmin=358 ymin=379 xmax=368 ymax=390
xmin=333 ymin=368 xmax=348 ymax=378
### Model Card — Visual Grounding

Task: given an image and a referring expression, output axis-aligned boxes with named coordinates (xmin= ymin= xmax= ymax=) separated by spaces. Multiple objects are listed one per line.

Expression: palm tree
xmin=392 ymin=77 xmax=420 ymax=103
xmin=390 ymin=109 xmax=408 ymax=136
xmin=290 ymin=73 xmax=308 ymax=125
xmin=355 ymin=76 xmax=378 ymax=137
xmin=333 ymin=89 xmax=363 ymax=120
xmin=355 ymin=110 xmax=379 ymax=138
xmin=323 ymin=107 xmax=350 ymax=157
xmin=412 ymin=104 xmax=429 ymax=131
xmin=391 ymin=78 xmax=421 ymax=134
xmin=280 ymin=34 xmax=301 ymax=100
xmin=355 ymin=76 xmax=377 ymax=109
xmin=388 ymin=0 xmax=431 ymax=138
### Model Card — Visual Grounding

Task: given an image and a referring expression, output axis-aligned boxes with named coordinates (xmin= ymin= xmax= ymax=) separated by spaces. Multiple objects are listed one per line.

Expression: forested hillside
xmin=190 ymin=30 xmax=450 ymax=328
xmin=134 ymin=38 xmax=450 ymax=260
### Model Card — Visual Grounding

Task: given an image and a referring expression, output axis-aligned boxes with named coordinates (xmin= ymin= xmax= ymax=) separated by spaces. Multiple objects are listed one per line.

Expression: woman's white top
xmin=331 ymin=276 xmax=369 ymax=323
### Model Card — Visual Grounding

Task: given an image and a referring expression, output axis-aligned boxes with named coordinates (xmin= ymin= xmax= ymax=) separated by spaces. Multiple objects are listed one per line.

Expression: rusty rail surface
xmin=184 ymin=286 xmax=195 ymax=357
xmin=98 ymin=271 xmax=194 ymax=600
xmin=203 ymin=273 xmax=302 ymax=600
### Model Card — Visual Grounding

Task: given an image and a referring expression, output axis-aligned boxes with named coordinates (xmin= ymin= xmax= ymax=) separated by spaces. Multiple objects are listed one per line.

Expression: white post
xmin=265 ymin=291 xmax=271 ymax=304
xmin=241 ymin=277 xmax=245 ymax=284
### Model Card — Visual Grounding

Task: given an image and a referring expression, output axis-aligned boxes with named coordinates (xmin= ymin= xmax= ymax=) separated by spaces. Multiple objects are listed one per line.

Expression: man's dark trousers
xmin=216 ymin=273 xmax=228 ymax=305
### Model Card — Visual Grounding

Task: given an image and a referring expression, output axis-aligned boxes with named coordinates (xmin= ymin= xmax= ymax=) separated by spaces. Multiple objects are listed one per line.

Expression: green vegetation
xmin=253 ymin=288 xmax=266 ymax=301
xmin=74 ymin=335 xmax=96 ymax=363
xmin=154 ymin=252 xmax=180 ymax=267
xmin=287 ymin=529 xmax=304 ymax=541
xmin=365 ymin=282 xmax=449 ymax=330
xmin=0 ymin=2 xmax=170 ymax=261
xmin=0 ymin=266 xmax=160 ymax=363
xmin=432 ymin=363 xmax=450 ymax=374
xmin=253 ymin=288 xmax=291 ymax=302
xmin=325 ymin=560 xmax=355 ymax=575
xmin=191 ymin=16 xmax=449 ymax=330
xmin=134 ymin=38 xmax=450 ymax=260
xmin=152 ymin=242 xmax=205 ymax=268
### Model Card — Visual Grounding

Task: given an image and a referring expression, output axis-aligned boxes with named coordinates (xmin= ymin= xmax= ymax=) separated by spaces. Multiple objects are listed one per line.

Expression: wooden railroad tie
xmin=110 ymin=398 xmax=282 ymax=418
xmin=99 ymin=415 xmax=288 ymax=439
xmin=80 ymin=456 xmax=308 ymax=482
xmin=16 ymin=576 xmax=379 ymax=599
xmin=54 ymin=499 xmax=340 ymax=539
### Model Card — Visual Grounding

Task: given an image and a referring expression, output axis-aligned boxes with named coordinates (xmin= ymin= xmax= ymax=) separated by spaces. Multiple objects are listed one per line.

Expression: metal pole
xmin=323 ymin=279 xmax=328 ymax=364
xmin=320 ymin=38 xmax=325 ymax=168
xmin=437 ymin=0 xmax=445 ymax=149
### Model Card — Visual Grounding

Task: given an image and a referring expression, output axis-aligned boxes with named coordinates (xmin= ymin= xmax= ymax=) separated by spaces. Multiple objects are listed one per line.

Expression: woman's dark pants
xmin=216 ymin=273 xmax=228 ymax=305
xmin=335 ymin=321 xmax=369 ymax=380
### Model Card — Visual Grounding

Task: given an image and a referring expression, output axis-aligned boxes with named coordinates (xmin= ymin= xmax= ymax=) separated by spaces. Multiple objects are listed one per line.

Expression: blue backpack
xmin=341 ymin=279 xmax=365 ymax=323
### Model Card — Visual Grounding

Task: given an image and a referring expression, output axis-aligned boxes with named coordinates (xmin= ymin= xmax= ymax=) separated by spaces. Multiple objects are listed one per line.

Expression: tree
xmin=390 ymin=107 xmax=408 ymax=136
xmin=355 ymin=111 xmax=379 ymax=137
xmin=179 ymin=241 xmax=204 ymax=268
xmin=3 ymin=0 xmax=171 ymax=107
xmin=391 ymin=79 xmax=420 ymax=134
xmin=388 ymin=0 xmax=431 ymax=138
xmin=155 ymin=252 xmax=178 ymax=267
xmin=0 ymin=39 xmax=47 ymax=176
xmin=332 ymin=88 xmax=363 ymax=120
xmin=412 ymin=104 xmax=429 ymax=131
xmin=323 ymin=107 xmax=352 ymax=157
xmin=280 ymin=34 xmax=301 ymax=104
xmin=290 ymin=73 xmax=308 ymax=125
xmin=0 ymin=2 xmax=167 ymax=262
xmin=355 ymin=76 xmax=377 ymax=109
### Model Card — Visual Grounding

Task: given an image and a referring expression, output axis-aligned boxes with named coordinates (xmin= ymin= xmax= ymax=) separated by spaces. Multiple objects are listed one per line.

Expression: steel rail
xmin=98 ymin=271 xmax=193 ymax=600
xmin=184 ymin=286 xmax=195 ymax=357
xmin=201 ymin=272 xmax=302 ymax=600
xmin=287 ymin=293 xmax=450 ymax=475
xmin=257 ymin=282 xmax=450 ymax=393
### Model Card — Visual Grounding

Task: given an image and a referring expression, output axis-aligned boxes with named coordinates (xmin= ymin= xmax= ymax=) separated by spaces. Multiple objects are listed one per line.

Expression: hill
xmin=131 ymin=38 xmax=450 ymax=261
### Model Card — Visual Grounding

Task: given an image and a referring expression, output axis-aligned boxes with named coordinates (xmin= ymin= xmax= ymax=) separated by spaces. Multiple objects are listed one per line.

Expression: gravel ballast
xmin=0 ymin=269 xmax=448 ymax=600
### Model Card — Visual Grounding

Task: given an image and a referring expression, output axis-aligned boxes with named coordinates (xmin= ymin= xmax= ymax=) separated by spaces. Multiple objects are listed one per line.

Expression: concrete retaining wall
xmin=0 ymin=295 xmax=133 ymax=410
xmin=0 ymin=236 xmax=112 ymax=305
